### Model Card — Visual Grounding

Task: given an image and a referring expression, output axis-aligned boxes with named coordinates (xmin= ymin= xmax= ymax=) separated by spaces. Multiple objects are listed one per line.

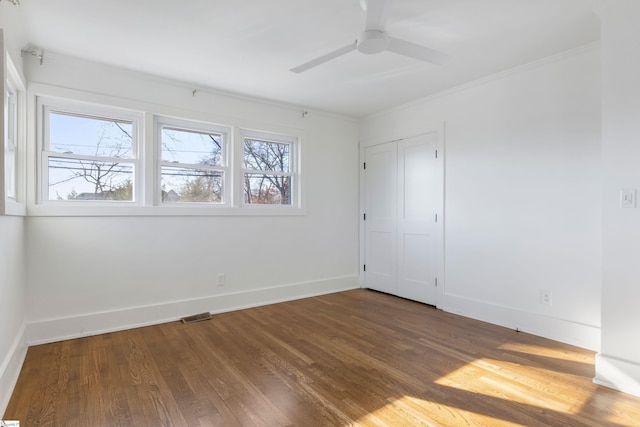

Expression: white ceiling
xmin=18 ymin=0 xmax=601 ymax=118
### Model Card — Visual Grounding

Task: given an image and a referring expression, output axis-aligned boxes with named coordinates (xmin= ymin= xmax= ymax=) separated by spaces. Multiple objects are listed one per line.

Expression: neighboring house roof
xmin=72 ymin=191 xmax=115 ymax=200
xmin=162 ymin=189 xmax=180 ymax=202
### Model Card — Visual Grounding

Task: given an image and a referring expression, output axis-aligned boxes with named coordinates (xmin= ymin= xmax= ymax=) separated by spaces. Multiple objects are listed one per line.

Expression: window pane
xmin=48 ymin=157 xmax=133 ymax=201
xmin=5 ymin=146 xmax=15 ymax=199
xmin=161 ymin=166 xmax=223 ymax=203
xmin=6 ymin=89 xmax=17 ymax=199
xmin=161 ymin=127 xmax=222 ymax=166
xmin=6 ymin=90 xmax=16 ymax=144
xmin=244 ymin=173 xmax=290 ymax=205
xmin=244 ymin=138 xmax=290 ymax=172
xmin=49 ymin=112 xmax=133 ymax=158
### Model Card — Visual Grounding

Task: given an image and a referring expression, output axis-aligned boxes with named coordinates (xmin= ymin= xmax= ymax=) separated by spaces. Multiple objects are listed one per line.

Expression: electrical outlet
xmin=540 ymin=289 xmax=552 ymax=306
xmin=217 ymin=273 xmax=225 ymax=286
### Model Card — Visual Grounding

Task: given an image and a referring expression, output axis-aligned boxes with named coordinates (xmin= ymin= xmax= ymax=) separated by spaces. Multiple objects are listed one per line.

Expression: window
xmin=3 ymin=53 xmax=26 ymax=215
xmin=34 ymin=88 xmax=302 ymax=215
xmin=157 ymin=118 xmax=229 ymax=204
xmin=242 ymin=131 xmax=296 ymax=206
xmin=41 ymin=101 xmax=140 ymax=203
xmin=4 ymin=83 xmax=17 ymax=200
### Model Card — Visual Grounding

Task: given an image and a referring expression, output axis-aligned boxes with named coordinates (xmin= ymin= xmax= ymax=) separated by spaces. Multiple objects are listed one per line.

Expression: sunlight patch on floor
xmin=356 ymin=394 xmax=528 ymax=427
xmin=433 ymin=358 xmax=589 ymax=415
xmin=602 ymin=397 xmax=640 ymax=426
xmin=498 ymin=342 xmax=592 ymax=364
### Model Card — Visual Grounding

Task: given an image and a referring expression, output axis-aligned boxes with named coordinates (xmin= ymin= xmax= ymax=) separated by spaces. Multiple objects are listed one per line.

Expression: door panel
xmin=402 ymin=143 xmax=431 ymax=219
xmin=369 ymin=231 xmax=394 ymax=275
xmin=402 ymin=233 xmax=431 ymax=283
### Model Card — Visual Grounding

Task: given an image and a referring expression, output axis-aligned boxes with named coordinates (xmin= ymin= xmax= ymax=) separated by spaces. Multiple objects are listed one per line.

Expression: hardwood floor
xmin=5 ymin=289 xmax=640 ymax=426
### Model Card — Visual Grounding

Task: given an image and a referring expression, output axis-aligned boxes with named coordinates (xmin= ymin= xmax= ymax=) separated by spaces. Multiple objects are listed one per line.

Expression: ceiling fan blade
xmin=387 ymin=37 xmax=447 ymax=65
xmin=365 ymin=0 xmax=388 ymax=30
xmin=290 ymin=42 xmax=357 ymax=73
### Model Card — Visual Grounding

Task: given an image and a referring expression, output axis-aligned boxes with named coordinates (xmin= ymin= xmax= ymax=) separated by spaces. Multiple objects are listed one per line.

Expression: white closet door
xmin=363 ymin=142 xmax=397 ymax=295
xmin=396 ymin=132 xmax=438 ymax=304
xmin=363 ymin=131 xmax=440 ymax=306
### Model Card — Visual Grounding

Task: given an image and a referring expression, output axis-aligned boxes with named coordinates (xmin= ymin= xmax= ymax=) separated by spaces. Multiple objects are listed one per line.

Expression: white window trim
xmin=239 ymin=129 xmax=300 ymax=209
xmin=2 ymin=52 xmax=26 ymax=216
xmin=155 ymin=116 xmax=232 ymax=207
xmin=37 ymin=97 xmax=143 ymax=206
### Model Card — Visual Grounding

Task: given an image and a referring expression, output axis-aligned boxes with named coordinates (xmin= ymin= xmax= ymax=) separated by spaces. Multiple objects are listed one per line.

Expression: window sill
xmin=2 ymin=200 xmax=27 ymax=216
xmin=26 ymin=203 xmax=306 ymax=217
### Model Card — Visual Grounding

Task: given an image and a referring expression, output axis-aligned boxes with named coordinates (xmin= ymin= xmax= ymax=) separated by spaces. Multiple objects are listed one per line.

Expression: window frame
xmin=38 ymin=97 xmax=143 ymax=206
xmin=240 ymin=129 xmax=299 ymax=208
xmin=2 ymin=52 xmax=26 ymax=216
xmin=155 ymin=116 xmax=231 ymax=207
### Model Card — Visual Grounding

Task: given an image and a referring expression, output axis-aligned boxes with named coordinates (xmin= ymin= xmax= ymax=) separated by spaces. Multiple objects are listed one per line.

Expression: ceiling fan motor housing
xmin=357 ymin=30 xmax=389 ymax=54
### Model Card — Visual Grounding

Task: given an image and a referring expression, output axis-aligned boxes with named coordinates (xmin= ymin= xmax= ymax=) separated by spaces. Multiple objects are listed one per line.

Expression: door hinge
xmin=435 ymin=277 xmax=438 ymax=287
xmin=364 ymin=264 xmax=366 ymax=272
xmin=435 ymin=149 xmax=438 ymax=159
xmin=363 ymin=213 xmax=366 ymax=221
xmin=435 ymin=213 xmax=438 ymax=222
xmin=363 ymin=162 xmax=366 ymax=170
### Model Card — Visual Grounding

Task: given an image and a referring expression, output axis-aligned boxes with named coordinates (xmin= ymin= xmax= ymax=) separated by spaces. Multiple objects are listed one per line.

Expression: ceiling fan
xmin=290 ymin=0 xmax=447 ymax=73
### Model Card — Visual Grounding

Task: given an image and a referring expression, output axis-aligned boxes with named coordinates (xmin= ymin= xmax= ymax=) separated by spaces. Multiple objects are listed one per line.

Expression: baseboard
xmin=440 ymin=294 xmax=601 ymax=351
xmin=594 ymin=353 xmax=640 ymax=398
xmin=26 ymin=275 xmax=359 ymax=346
xmin=0 ymin=324 xmax=27 ymax=417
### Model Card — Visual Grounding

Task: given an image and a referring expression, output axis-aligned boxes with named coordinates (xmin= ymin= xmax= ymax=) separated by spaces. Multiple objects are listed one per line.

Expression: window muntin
xmin=158 ymin=120 xmax=228 ymax=204
xmin=42 ymin=105 xmax=139 ymax=202
xmin=242 ymin=134 xmax=295 ymax=206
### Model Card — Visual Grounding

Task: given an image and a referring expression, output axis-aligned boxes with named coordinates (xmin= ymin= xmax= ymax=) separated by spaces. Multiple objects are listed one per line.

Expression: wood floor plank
xmin=5 ymin=289 xmax=640 ymax=426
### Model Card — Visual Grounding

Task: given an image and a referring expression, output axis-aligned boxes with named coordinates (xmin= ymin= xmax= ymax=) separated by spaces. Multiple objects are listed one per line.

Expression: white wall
xmin=23 ymin=53 xmax=360 ymax=344
xmin=0 ymin=3 xmax=26 ymax=64
xmin=1 ymin=6 xmax=29 ymax=416
xmin=595 ymin=1 xmax=640 ymax=398
xmin=0 ymin=216 xmax=26 ymax=416
xmin=360 ymin=45 xmax=602 ymax=351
